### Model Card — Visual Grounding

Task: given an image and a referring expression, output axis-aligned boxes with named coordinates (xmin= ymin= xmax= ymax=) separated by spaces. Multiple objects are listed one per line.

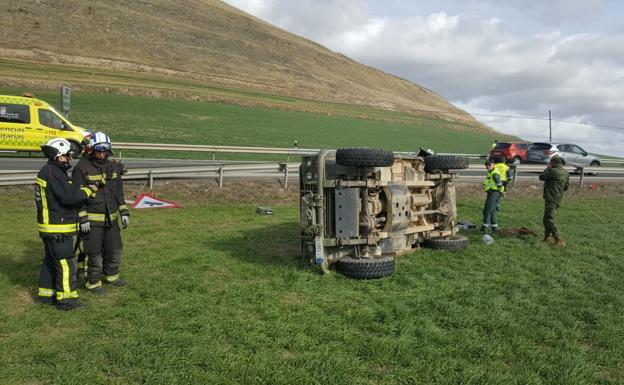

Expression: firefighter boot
xmin=554 ymin=237 xmax=566 ymax=246
xmin=56 ymin=299 xmax=85 ymax=311
xmin=89 ymin=287 xmax=107 ymax=295
xmin=542 ymin=236 xmax=552 ymax=243
xmin=111 ymin=278 xmax=128 ymax=287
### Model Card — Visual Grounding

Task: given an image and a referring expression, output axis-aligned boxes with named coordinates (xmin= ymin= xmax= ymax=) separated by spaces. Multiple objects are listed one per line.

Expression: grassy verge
xmin=0 ymin=183 xmax=623 ymax=385
xmin=0 ymin=84 xmax=499 ymax=162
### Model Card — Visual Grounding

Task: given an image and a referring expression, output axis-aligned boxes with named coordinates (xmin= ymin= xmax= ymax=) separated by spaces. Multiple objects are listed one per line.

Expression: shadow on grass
xmin=204 ymin=221 xmax=306 ymax=269
xmin=0 ymin=240 xmax=42 ymax=291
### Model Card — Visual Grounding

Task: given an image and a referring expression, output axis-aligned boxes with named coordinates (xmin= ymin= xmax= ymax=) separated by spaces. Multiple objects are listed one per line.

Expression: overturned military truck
xmin=300 ymin=148 xmax=469 ymax=279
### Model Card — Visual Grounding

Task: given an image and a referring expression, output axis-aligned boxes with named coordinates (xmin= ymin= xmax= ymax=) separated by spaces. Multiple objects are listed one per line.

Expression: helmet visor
xmin=94 ymin=142 xmax=111 ymax=152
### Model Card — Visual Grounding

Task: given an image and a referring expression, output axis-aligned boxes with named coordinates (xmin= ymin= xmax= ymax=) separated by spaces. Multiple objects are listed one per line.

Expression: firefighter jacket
xmin=539 ymin=164 xmax=570 ymax=204
xmin=483 ymin=168 xmax=503 ymax=192
xmin=72 ymin=157 xmax=129 ymax=227
xmin=35 ymin=161 xmax=92 ymax=237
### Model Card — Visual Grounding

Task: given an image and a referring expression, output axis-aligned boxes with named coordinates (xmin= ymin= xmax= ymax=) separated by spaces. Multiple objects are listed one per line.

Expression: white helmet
xmin=91 ymin=132 xmax=112 ymax=153
xmin=41 ymin=138 xmax=74 ymax=160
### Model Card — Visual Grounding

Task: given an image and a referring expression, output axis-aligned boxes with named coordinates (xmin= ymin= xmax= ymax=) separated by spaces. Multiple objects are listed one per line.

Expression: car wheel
xmin=336 ymin=256 xmax=395 ymax=279
xmin=589 ymin=160 xmax=600 ymax=175
xmin=424 ymin=155 xmax=470 ymax=173
xmin=335 ymin=148 xmax=394 ymax=167
xmin=424 ymin=235 xmax=469 ymax=251
xmin=512 ymin=156 xmax=522 ymax=165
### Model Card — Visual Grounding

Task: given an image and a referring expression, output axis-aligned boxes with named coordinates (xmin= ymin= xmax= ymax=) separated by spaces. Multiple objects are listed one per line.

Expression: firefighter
xmin=73 ymin=132 xmax=94 ymax=287
xmin=539 ymin=156 xmax=569 ymax=246
xmin=72 ymin=132 xmax=130 ymax=294
xmin=481 ymin=159 xmax=504 ymax=234
xmin=36 ymin=138 xmax=98 ymax=310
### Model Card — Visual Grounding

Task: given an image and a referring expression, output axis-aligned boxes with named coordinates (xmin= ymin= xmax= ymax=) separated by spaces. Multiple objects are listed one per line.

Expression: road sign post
xmin=60 ymin=85 xmax=71 ymax=116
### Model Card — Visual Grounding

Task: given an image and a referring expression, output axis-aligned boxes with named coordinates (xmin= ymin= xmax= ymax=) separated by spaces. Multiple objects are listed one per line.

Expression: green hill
xmin=0 ymin=0 xmax=498 ymax=135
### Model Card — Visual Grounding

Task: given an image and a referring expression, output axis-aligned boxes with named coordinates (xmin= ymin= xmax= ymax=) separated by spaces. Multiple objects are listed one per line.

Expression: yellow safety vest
xmin=483 ymin=169 xmax=503 ymax=192
xmin=495 ymin=163 xmax=509 ymax=182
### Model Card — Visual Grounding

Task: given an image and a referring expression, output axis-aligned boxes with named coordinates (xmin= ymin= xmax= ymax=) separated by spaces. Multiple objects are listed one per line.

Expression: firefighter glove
xmin=80 ymin=221 xmax=91 ymax=234
xmin=87 ymin=184 xmax=98 ymax=197
xmin=121 ymin=215 xmax=130 ymax=229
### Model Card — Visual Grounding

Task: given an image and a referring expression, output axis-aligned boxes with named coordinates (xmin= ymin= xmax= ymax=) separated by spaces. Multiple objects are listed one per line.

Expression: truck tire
xmin=424 ymin=235 xmax=469 ymax=251
xmin=336 ymin=148 xmax=394 ymax=167
xmin=336 ymin=256 xmax=395 ymax=279
xmin=424 ymin=155 xmax=469 ymax=173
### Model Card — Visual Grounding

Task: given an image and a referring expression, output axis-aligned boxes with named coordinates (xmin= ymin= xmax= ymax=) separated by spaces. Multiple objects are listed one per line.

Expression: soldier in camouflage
xmin=538 ymin=156 xmax=570 ymax=246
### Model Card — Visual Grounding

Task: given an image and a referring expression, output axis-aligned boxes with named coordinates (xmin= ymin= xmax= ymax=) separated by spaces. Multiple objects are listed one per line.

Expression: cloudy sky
xmin=224 ymin=0 xmax=624 ymax=157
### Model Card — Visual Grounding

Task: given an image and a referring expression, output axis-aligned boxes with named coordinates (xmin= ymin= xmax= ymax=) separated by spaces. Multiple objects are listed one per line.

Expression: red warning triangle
xmin=130 ymin=193 xmax=182 ymax=209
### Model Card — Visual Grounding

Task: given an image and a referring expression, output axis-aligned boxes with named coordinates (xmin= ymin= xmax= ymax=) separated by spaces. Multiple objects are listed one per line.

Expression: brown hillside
xmin=0 ymin=0 xmax=490 ymax=131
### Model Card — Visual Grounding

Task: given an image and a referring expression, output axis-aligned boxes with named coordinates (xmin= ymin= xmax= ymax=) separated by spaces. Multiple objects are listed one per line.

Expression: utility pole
xmin=549 ymin=109 xmax=552 ymax=142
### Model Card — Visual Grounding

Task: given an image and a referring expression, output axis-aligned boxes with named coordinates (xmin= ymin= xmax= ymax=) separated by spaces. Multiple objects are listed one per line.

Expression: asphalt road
xmin=2 ymin=156 xmax=624 ymax=181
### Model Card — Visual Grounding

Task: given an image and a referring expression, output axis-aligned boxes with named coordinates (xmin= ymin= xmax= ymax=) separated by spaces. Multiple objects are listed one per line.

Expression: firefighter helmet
xmin=40 ymin=138 xmax=75 ymax=160
xmin=91 ymin=132 xmax=112 ymax=153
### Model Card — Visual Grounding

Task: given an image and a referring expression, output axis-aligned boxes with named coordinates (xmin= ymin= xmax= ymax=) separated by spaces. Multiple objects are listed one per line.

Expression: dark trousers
xmin=83 ymin=222 xmax=123 ymax=288
xmin=543 ymin=200 xmax=560 ymax=238
xmin=38 ymin=236 xmax=79 ymax=305
xmin=482 ymin=190 xmax=501 ymax=230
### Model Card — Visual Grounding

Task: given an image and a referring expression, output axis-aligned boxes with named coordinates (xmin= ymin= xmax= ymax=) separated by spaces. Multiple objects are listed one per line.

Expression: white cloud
xmin=225 ymin=0 xmax=624 ymax=156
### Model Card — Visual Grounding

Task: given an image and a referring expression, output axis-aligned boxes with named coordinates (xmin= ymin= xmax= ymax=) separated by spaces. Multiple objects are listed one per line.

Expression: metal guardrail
xmin=1 ymin=162 xmax=622 ymax=188
xmin=0 ymin=162 xmax=301 ymax=188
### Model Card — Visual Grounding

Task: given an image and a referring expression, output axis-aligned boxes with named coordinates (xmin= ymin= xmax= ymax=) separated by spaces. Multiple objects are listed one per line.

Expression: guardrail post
xmin=148 ymin=169 xmax=153 ymax=190
xmin=283 ymin=165 xmax=289 ymax=189
xmin=212 ymin=152 xmax=216 ymax=161
xmin=218 ymin=166 xmax=224 ymax=188
xmin=512 ymin=166 xmax=518 ymax=189
xmin=579 ymin=167 xmax=584 ymax=188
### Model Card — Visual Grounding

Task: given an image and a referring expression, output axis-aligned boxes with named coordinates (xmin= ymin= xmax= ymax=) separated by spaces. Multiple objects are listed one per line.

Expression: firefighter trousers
xmin=83 ymin=222 xmax=123 ymax=289
xmin=38 ymin=236 xmax=79 ymax=306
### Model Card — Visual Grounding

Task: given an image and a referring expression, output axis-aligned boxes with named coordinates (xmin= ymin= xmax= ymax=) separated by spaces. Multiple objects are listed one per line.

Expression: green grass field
xmin=1 ymin=183 xmax=623 ymax=385
xmin=0 ymin=85 xmax=500 ymax=161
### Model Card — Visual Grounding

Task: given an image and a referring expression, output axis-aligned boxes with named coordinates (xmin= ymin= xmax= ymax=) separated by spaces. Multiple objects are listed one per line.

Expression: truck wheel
xmin=424 ymin=155 xmax=469 ymax=172
xmin=512 ymin=156 xmax=522 ymax=165
xmin=424 ymin=235 xmax=469 ymax=251
xmin=336 ymin=148 xmax=394 ymax=167
xmin=336 ymin=256 xmax=395 ymax=279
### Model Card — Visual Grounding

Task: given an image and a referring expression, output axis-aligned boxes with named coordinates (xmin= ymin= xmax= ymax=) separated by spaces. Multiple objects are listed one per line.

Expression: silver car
xmin=525 ymin=142 xmax=601 ymax=167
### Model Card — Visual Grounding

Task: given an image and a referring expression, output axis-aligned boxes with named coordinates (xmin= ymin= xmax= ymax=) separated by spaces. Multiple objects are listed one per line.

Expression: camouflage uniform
xmin=538 ymin=158 xmax=569 ymax=242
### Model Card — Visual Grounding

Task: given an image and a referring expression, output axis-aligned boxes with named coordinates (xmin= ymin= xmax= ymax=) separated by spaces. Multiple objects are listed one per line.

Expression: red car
xmin=489 ymin=142 xmax=530 ymax=165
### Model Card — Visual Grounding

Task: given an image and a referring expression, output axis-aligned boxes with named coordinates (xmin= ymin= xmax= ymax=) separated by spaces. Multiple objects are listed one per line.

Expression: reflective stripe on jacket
xmin=72 ymin=157 xmax=128 ymax=226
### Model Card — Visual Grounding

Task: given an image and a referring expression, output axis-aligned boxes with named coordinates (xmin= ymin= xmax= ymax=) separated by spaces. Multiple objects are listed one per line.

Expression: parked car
xmin=489 ymin=142 xmax=530 ymax=165
xmin=300 ymin=148 xmax=469 ymax=279
xmin=0 ymin=94 xmax=87 ymax=154
xmin=525 ymin=142 xmax=601 ymax=167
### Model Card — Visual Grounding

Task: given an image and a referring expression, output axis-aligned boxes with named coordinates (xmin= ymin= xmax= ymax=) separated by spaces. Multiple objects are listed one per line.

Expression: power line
xmin=408 ymin=107 xmax=624 ymax=130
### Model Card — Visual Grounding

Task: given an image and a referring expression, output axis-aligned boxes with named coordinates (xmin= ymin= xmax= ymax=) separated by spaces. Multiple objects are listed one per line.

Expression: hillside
xmin=0 ymin=0 xmax=493 ymax=133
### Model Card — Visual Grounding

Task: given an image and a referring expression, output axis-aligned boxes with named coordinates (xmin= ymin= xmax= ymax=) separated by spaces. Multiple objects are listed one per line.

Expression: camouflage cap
xmin=550 ymin=156 xmax=564 ymax=165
